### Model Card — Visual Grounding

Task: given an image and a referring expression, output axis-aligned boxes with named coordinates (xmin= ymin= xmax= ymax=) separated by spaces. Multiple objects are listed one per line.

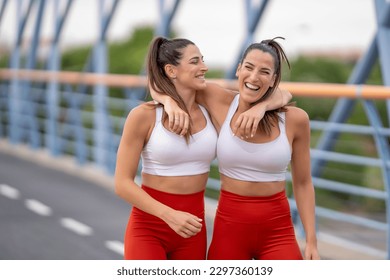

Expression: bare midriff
xmin=220 ymin=174 xmax=286 ymax=197
xmin=141 ymin=172 xmax=209 ymax=194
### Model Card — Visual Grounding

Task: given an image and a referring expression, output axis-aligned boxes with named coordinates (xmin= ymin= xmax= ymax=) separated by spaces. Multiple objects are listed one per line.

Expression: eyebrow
xmin=244 ymin=61 xmax=255 ymax=67
xmin=189 ymin=56 xmax=203 ymax=61
xmin=244 ymin=61 xmax=271 ymax=71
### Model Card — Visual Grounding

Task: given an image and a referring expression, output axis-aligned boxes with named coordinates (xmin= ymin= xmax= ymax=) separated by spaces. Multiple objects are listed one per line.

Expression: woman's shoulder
xmin=129 ymin=101 xmax=155 ymax=114
xmin=204 ymin=82 xmax=236 ymax=104
xmin=285 ymin=106 xmax=310 ymax=125
xmin=126 ymin=102 xmax=156 ymax=124
xmin=120 ymin=102 xmax=157 ymax=140
xmin=206 ymin=82 xmax=236 ymax=95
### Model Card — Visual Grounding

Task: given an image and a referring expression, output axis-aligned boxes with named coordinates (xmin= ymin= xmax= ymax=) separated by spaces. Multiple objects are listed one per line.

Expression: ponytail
xmin=146 ymin=36 xmax=196 ymax=142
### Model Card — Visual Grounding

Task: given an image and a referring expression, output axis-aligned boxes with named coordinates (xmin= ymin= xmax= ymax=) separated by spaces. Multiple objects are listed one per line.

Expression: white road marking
xmin=0 ymin=184 xmax=20 ymax=199
xmin=105 ymin=240 xmax=124 ymax=256
xmin=60 ymin=217 xmax=93 ymax=236
xmin=1 ymin=184 xmax=122 ymax=257
xmin=25 ymin=199 xmax=52 ymax=216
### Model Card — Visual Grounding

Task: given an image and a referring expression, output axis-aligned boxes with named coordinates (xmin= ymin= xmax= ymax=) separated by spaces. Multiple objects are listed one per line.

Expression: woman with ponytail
xmin=115 ymin=37 xmax=215 ymax=259
xmin=115 ymin=36 xmax=291 ymax=260
xmin=152 ymin=37 xmax=320 ymax=260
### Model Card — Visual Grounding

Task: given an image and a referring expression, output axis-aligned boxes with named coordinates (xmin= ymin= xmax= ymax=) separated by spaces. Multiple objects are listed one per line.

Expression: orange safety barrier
xmin=1 ymin=68 xmax=390 ymax=99
xmin=280 ymin=82 xmax=390 ymax=99
xmin=0 ymin=69 xmax=147 ymax=88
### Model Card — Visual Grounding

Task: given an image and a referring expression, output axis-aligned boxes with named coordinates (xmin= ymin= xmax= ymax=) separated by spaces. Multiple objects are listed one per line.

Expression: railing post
xmin=155 ymin=0 xmax=181 ymax=37
xmin=310 ymin=35 xmax=378 ymax=177
xmin=362 ymin=99 xmax=390 ymax=259
xmin=0 ymin=0 xmax=8 ymax=136
xmin=374 ymin=0 xmax=390 ymax=259
xmin=8 ymin=0 xmax=34 ymax=144
xmin=225 ymin=0 xmax=270 ymax=79
xmin=21 ymin=0 xmax=45 ymax=149
xmin=45 ymin=0 xmax=73 ymax=156
xmin=92 ymin=0 xmax=120 ymax=172
xmin=0 ymin=0 xmax=8 ymax=27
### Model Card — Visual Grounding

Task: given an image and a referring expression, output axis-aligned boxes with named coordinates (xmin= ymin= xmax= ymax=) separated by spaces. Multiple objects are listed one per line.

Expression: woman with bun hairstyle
xmin=152 ymin=37 xmax=319 ymax=260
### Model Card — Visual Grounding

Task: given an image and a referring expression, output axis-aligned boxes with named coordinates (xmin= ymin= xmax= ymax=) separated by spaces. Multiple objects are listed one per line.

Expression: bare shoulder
xmin=127 ymin=102 xmax=155 ymax=119
xmin=284 ymin=106 xmax=310 ymax=141
xmin=124 ymin=102 xmax=156 ymax=131
xmin=285 ymin=106 xmax=310 ymax=125
xmin=284 ymin=106 xmax=310 ymax=138
xmin=200 ymin=82 xmax=237 ymax=110
xmin=203 ymin=82 xmax=236 ymax=106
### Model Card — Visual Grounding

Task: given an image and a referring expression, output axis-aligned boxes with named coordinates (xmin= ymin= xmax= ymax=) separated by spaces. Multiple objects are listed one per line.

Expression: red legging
xmin=124 ymin=185 xmax=207 ymax=260
xmin=207 ymin=189 xmax=303 ymax=260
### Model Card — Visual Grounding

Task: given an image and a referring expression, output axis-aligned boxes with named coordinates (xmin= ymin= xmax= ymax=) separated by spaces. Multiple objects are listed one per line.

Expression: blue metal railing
xmin=1 ymin=69 xmax=388 ymax=258
xmin=1 ymin=0 xmax=389 ymax=260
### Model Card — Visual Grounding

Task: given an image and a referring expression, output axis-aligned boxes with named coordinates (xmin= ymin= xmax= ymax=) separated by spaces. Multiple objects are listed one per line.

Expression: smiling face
xmin=235 ymin=49 xmax=276 ymax=105
xmin=165 ymin=44 xmax=208 ymax=92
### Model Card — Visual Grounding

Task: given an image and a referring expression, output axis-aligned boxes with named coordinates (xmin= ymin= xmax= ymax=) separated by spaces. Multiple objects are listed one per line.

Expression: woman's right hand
xmin=163 ymin=98 xmax=190 ymax=136
xmin=161 ymin=208 xmax=203 ymax=238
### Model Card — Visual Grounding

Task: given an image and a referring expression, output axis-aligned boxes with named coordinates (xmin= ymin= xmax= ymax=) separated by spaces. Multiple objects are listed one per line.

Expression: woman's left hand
xmin=163 ymin=98 xmax=189 ymax=136
xmin=232 ymin=105 xmax=266 ymax=138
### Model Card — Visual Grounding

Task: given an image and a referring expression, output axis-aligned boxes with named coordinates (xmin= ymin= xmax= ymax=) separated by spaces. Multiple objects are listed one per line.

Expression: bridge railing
xmin=0 ymin=68 xmax=389 ymax=259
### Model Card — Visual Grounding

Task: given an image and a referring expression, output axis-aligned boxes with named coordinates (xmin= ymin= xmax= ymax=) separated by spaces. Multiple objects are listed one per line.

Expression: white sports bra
xmin=217 ymin=95 xmax=291 ymax=182
xmin=141 ymin=105 xmax=217 ymax=176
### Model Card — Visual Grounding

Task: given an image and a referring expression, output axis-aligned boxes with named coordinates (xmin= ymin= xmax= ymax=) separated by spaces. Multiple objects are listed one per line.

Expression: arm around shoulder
xmin=200 ymin=82 xmax=236 ymax=107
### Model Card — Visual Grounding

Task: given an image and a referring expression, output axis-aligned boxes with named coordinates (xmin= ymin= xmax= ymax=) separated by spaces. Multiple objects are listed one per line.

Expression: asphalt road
xmin=0 ymin=151 xmax=130 ymax=260
xmin=0 ymin=146 xmax=386 ymax=260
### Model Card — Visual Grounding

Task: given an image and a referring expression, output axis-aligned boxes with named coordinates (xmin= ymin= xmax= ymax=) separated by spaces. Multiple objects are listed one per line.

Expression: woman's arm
xmin=232 ymin=87 xmax=292 ymax=137
xmin=289 ymin=107 xmax=320 ymax=260
xmin=149 ymin=82 xmax=292 ymax=138
xmin=114 ymin=105 xmax=202 ymax=238
xmin=148 ymin=87 xmax=190 ymax=136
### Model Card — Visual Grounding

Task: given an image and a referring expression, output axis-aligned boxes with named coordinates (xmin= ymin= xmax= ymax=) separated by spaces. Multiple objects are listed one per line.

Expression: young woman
xmin=114 ymin=37 xmax=290 ymax=259
xmin=152 ymin=37 xmax=320 ymax=260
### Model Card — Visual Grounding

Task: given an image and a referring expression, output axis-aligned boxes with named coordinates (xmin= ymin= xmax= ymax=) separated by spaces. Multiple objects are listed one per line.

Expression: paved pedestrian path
xmin=1 ymin=140 xmax=387 ymax=260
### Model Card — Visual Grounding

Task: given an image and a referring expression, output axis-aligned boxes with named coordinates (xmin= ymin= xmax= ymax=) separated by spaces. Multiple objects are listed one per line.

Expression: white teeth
xmin=245 ymin=82 xmax=259 ymax=90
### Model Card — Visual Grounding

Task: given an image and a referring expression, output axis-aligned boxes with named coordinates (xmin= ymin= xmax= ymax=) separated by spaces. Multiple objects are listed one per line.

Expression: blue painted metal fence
xmin=0 ymin=0 xmax=389 ymax=259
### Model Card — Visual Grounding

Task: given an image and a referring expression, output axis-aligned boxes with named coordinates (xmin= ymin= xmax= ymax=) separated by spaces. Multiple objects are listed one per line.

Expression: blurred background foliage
xmin=0 ymin=26 xmax=386 ymax=215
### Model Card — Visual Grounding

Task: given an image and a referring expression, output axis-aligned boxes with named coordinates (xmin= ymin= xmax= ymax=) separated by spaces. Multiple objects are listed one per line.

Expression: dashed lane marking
xmin=25 ymin=199 xmax=52 ymax=216
xmin=105 ymin=240 xmax=124 ymax=256
xmin=2 ymin=183 xmax=123 ymax=256
xmin=60 ymin=217 xmax=94 ymax=236
xmin=0 ymin=184 xmax=20 ymax=199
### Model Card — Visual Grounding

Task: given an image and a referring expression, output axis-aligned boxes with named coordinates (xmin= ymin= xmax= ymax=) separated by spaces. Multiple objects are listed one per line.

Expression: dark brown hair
xmin=146 ymin=36 xmax=195 ymax=141
xmin=239 ymin=37 xmax=291 ymax=135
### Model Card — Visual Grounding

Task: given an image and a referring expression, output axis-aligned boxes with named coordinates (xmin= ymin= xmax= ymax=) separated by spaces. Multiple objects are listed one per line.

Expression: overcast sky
xmin=0 ymin=0 xmax=377 ymax=68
